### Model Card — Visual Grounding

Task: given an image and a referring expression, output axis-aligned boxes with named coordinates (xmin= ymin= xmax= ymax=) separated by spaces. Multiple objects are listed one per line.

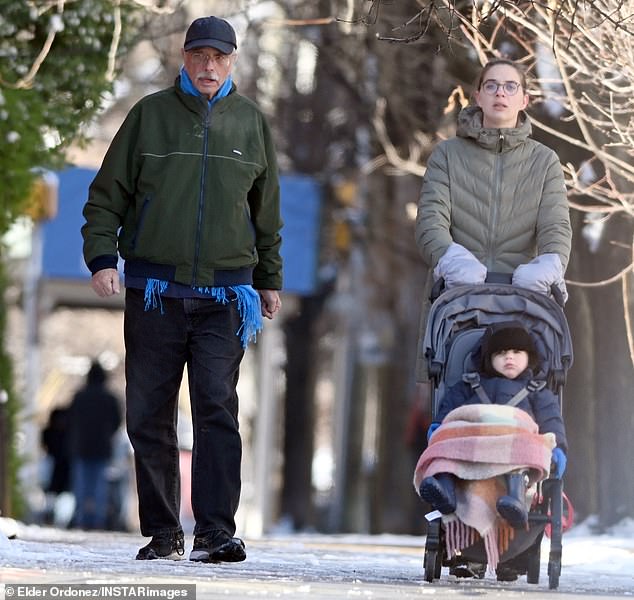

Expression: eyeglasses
xmin=188 ymin=51 xmax=232 ymax=67
xmin=481 ymin=79 xmax=521 ymax=96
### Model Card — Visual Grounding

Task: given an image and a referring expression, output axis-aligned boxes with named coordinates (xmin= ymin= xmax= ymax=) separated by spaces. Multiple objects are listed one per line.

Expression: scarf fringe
xmin=483 ymin=528 xmax=499 ymax=573
xmin=203 ymin=284 xmax=263 ymax=348
xmin=144 ymin=279 xmax=262 ymax=348
xmin=445 ymin=517 xmax=479 ymax=560
xmin=144 ymin=278 xmax=169 ymax=313
xmin=443 ymin=517 xmax=515 ymax=575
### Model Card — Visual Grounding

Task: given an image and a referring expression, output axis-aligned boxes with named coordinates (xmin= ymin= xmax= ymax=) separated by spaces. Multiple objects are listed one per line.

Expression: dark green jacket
xmin=82 ymin=79 xmax=282 ymax=290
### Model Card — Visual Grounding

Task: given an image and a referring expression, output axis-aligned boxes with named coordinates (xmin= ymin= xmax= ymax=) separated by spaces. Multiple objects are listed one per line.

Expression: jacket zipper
xmin=486 ymin=131 xmax=505 ymax=269
xmin=192 ymin=103 xmax=211 ymax=285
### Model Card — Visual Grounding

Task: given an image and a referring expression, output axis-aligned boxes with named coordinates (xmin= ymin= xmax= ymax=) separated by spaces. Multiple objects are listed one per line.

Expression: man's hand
xmin=91 ymin=268 xmax=120 ymax=297
xmin=259 ymin=289 xmax=281 ymax=319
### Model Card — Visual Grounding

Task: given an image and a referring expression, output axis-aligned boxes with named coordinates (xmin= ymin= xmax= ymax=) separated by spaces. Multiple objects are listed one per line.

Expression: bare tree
xmin=354 ymin=0 xmax=634 ymax=525
xmin=362 ymin=0 xmax=634 ymax=360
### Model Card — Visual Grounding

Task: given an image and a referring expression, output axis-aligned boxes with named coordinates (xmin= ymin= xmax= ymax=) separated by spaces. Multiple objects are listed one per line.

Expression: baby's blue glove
xmin=551 ymin=447 xmax=567 ymax=479
xmin=427 ymin=422 xmax=441 ymax=442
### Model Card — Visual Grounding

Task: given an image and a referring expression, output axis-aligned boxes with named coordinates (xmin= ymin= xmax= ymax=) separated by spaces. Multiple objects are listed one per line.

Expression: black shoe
xmin=419 ymin=474 xmax=456 ymax=514
xmin=189 ymin=530 xmax=246 ymax=563
xmin=497 ymin=472 xmax=529 ymax=529
xmin=136 ymin=530 xmax=185 ymax=560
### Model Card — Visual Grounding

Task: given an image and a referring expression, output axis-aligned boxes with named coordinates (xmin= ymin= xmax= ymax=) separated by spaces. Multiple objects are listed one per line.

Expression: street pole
xmin=16 ymin=170 xmax=58 ymax=518
xmin=0 ymin=389 xmax=9 ymax=516
xmin=20 ymin=221 xmax=44 ymax=514
xmin=329 ymin=54 xmax=378 ymax=532
xmin=249 ymin=317 xmax=283 ymax=536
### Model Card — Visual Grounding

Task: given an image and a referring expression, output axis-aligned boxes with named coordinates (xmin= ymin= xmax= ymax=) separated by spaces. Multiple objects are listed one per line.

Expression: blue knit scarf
xmin=140 ymin=68 xmax=262 ymax=349
xmin=144 ymin=279 xmax=263 ymax=349
xmin=179 ymin=65 xmax=233 ymax=107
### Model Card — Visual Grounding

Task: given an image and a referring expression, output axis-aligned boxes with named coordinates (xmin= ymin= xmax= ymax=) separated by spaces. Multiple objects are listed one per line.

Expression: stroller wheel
xmin=526 ymin=544 xmax=541 ymax=584
xmin=423 ymin=518 xmax=443 ymax=582
xmin=496 ymin=564 xmax=518 ymax=582
xmin=423 ymin=546 xmax=443 ymax=582
xmin=548 ymin=558 xmax=561 ymax=589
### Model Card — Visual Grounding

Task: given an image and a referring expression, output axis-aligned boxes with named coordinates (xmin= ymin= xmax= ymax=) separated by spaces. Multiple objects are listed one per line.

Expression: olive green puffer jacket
xmin=414 ymin=106 xmax=571 ymax=381
xmin=417 ymin=106 xmax=570 ymax=272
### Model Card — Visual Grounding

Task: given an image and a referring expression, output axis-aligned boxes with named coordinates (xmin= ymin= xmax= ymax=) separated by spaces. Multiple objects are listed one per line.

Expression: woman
xmin=415 ymin=58 xmax=571 ymax=383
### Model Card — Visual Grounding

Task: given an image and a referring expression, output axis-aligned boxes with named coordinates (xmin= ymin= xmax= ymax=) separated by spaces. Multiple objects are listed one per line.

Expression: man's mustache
xmin=196 ymin=72 xmax=219 ymax=81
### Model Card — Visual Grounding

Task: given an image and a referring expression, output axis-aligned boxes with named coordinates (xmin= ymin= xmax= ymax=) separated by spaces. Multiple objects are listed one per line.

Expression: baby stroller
xmin=419 ymin=275 xmax=573 ymax=589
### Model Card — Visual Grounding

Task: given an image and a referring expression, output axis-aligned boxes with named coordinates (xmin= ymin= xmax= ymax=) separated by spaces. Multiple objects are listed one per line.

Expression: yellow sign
xmin=24 ymin=171 xmax=59 ymax=221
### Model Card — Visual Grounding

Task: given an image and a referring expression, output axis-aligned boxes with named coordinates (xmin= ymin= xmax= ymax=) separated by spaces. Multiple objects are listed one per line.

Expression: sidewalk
xmin=1 ymin=522 xmax=429 ymax=599
xmin=2 ymin=518 xmax=634 ymax=598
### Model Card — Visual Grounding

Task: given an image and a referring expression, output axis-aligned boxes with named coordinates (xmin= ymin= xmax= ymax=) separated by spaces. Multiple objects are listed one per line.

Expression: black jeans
xmin=124 ymin=288 xmax=245 ymax=537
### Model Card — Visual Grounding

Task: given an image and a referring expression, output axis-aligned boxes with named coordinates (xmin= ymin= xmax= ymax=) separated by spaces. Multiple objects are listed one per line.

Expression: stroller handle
xmin=430 ymin=273 xmax=565 ymax=307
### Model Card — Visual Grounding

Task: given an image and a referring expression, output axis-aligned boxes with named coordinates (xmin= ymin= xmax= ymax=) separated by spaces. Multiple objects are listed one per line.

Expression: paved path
xmin=1 ymin=525 xmax=632 ymax=599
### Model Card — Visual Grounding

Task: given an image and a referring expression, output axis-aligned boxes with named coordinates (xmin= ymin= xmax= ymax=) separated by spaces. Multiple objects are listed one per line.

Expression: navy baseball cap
xmin=184 ymin=16 xmax=237 ymax=54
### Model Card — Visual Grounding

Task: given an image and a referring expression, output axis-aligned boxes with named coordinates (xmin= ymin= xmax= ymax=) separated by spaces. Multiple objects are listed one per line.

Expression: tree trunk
xmin=279 ymin=297 xmax=323 ymax=529
xmin=566 ymin=210 xmax=634 ymax=526
xmin=560 ymin=210 xmax=599 ymax=520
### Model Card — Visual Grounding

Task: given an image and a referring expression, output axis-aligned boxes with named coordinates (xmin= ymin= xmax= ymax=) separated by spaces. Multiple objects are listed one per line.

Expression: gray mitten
xmin=512 ymin=253 xmax=568 ymax=303
xmin=434 ymin=243 xmax=487 ymax=288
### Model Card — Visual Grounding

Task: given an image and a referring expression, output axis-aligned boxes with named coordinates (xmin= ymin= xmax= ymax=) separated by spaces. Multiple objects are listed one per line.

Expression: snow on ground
xmin=1 ymin=516 xmax=634 ymax=597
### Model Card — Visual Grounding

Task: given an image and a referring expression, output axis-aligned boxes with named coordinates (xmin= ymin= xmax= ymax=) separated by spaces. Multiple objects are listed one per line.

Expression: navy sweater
xmin=435 ymin=369 xmax=567 ymax=452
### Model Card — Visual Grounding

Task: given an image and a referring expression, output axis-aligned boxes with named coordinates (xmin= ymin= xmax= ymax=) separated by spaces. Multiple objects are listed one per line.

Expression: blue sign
xmin=278 ymin=174 xmax=322 ymax=295
xmin=42 ymin=167 xmax=95 ymax=280
xmin=42 ymin=167 xmax=322 ymax=296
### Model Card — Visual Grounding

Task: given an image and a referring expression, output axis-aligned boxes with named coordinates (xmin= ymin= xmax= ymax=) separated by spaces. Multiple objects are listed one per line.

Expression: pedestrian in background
xmin=67 ymin=360 xmax=122 ymax=530
xmin=40 ymin=407 xmax=71 ymax=524
xmin=82 ymin=15 xmax=283 ymax=563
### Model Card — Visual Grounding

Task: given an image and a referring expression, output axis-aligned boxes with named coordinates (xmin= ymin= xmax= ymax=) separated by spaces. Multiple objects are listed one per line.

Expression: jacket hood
xmin=457 ymin=105 xmax=532 ymax=151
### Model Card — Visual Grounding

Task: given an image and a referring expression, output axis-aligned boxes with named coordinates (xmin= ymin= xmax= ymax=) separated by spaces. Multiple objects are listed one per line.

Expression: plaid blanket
xmin=414 ymin=404 xmax=555 ymax=571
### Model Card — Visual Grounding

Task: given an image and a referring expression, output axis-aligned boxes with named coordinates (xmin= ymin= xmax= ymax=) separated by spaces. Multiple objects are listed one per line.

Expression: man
xmin=82 ymin=15 xmax=283 ymax=563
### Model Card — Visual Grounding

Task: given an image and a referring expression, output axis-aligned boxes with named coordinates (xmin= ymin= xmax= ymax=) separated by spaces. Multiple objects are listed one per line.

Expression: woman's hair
xmin=475 ymin=58 xmax=528 ymax=93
